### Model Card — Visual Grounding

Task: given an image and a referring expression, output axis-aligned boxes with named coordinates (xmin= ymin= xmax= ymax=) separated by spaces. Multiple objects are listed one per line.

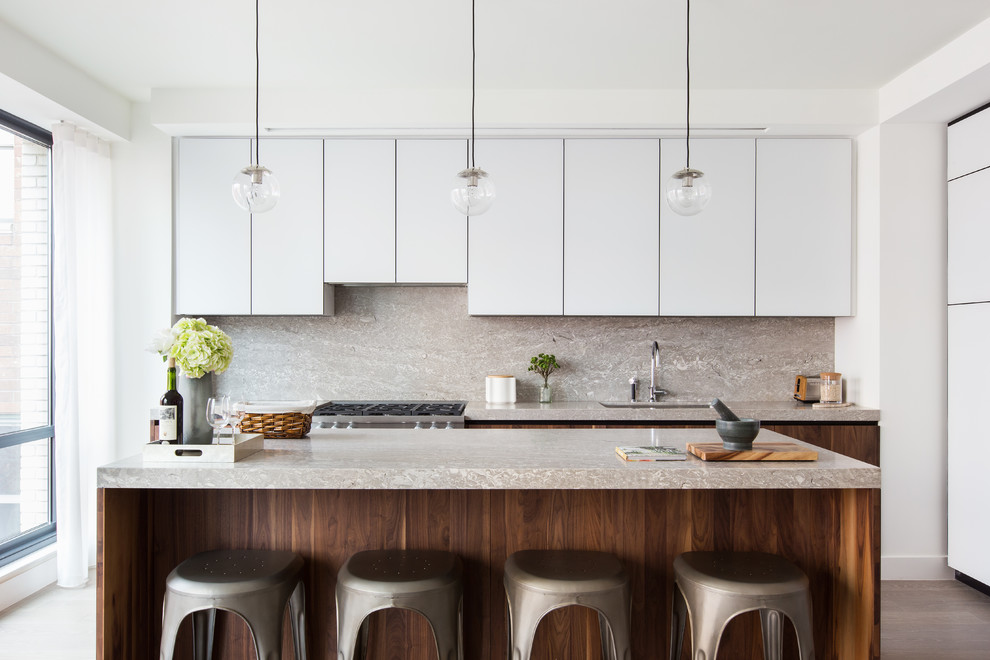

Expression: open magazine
xmin=615 ymin=445 xmax=687 ymax=461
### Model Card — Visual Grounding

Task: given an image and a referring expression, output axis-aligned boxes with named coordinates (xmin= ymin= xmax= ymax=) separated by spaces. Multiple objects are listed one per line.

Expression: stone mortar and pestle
xmin=710 ymin=398 xmax=760 ymax=450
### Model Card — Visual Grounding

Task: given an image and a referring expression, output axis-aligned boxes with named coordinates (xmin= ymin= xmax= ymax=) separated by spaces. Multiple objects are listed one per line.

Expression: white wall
xmin=109 ymin=103 xmax=173 ymax=460
xmin=878 ymin=124 xmax=949 ymax=579
xmin=836 ymin=123 xmax=950 ymax=580
xmin=836 ymin=129 xmax=880 ymax=408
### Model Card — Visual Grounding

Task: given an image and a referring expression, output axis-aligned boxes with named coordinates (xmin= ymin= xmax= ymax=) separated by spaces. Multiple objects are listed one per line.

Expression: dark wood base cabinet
xmin=98 ymin=485 xmax=878 ymax=659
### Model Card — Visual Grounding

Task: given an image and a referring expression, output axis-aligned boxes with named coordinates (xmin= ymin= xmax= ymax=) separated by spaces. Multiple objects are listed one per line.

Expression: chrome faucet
xmin=649 ymin=341 xmax=669 ymax=402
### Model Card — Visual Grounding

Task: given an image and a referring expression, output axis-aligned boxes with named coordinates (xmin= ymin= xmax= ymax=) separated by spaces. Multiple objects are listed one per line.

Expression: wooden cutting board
xmin=686 ymin=441 xmax=818 ymax=461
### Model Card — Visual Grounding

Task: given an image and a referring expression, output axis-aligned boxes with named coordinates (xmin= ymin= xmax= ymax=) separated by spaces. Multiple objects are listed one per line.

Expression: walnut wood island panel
xmin=97 ymin=428 xmax=880 ymax=659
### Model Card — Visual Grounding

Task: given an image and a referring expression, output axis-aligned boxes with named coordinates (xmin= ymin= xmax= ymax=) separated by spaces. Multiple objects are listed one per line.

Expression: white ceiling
xmin=0 ymin=0 xmax=989 ymax=102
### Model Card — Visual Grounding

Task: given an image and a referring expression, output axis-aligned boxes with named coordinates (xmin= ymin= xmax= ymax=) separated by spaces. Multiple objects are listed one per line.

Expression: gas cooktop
xmin=313 ymin=401 xmax=467 ymax=417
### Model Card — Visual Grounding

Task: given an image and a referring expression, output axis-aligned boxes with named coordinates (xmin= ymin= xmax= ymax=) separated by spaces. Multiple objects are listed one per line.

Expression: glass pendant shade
xmin=665 ymin=167 xmax=712 ymax=216
xmin=232 ymin=164 xmax=280 ymax=214
xmin=451 ymin=167 xmax=495 ymax=216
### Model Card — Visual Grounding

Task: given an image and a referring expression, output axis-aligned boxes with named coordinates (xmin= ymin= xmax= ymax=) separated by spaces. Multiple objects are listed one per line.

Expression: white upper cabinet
xmin=948 ymin=167 xmax=990 ymax=305
xmin=755 ymin=139 xmax=852 ymax=316
xmin=324 ymin=139 xmax=396 ymax=284
xmin=468 ymin=139 xmax=564 ymax=315
xmin=395 ymin=140 xmax=468 ymax=283
xmin=660 ymin=139 xmax=756 ymax=316
xmin=564 ymin=139 xmax=659 ymax=316
xmin=251 ymin=139 xmax=328 ymax=315
xmin=175 ymin=138 xmax=253 ymax=315
xmin=176 ymin=138 xmax=329 ymax=315
xmin=948 ymin=107 xmax=990 ymax=180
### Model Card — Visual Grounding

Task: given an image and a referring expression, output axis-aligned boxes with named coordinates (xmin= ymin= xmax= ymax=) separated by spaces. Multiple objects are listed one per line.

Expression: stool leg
xmin=506 ymin=591 xmax=545 ymax=660
xmin=595 ymin=589 xmax=632 ymax=660
xmin=687 ymin=591 xmax=730 ymax=660
xmin=598 ymin=612 xmax=614 ymax=660
xmin=288 ymin=581 xmax=308 ymax=660
xmin=336 ymin=589 xmax=375 ymax=660
xmin=236 ymin=594 xmax=288 ymax=660
xmin=191 ymin=608 xmax=216 ymax=660
xmin=669 ymin=584 xmax=687 ymax=660
xmin=759 ymin=609 xmax=784 ymax=660
xmin=781 ymin=591 xmax=816 ymax=660
xmin=159 ymin=592 xmax=185 ymax=660
xmin=416 ymin=592 xmax=463 ymax=660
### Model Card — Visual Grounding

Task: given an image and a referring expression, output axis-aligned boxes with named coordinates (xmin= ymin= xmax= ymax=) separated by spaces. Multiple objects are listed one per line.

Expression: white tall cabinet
xmin=468 ymin=139 xmax=564 ymax=315
xmin=660 ymin=139 xmax=756 ymax=316
xmin=564 ymin=139 xmax=659 ymax=315
xmin=947 ymin=103 xmax=990 ymax=588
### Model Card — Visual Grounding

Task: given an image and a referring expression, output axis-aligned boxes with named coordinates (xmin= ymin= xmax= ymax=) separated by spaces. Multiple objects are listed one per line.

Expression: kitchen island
xmin=98 ymin=428 xmax=880 ymax=659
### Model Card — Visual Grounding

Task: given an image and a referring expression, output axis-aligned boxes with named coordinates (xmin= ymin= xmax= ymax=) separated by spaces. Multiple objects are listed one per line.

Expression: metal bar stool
xmin=335 ymin=549 xmax=463 ymax=660
xmin=503 ymin=549 xmax=631 ymax=660
xmin=669 ymin=551 xmax=815 ymax=660
xmin=159 ymin=549 xmax=307 ymax=660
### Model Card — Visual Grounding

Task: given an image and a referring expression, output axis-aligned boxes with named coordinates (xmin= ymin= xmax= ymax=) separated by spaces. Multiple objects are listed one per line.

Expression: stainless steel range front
xmin=312 ymin=401 xmax=467 ymax=429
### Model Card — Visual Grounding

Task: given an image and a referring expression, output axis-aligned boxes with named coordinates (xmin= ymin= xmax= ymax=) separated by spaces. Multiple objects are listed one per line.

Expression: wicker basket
xmin=240 ymin=411 xmax=313 ymax=439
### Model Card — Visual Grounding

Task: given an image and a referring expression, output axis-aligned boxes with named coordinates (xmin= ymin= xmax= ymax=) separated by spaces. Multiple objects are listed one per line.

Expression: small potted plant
xmin=528 ymin=353 xmax=560 ymax=404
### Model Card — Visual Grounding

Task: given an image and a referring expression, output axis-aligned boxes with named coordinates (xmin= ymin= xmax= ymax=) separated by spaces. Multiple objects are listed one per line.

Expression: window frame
xmin=0 ymin=109 xmax=56 ymax=568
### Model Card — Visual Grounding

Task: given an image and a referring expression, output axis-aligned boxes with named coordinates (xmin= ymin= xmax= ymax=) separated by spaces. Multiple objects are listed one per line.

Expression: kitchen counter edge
xmin=98 ymin=428 xmax=880 ymax=491
xmin=463 ymin=400 xmax=880 ymax=422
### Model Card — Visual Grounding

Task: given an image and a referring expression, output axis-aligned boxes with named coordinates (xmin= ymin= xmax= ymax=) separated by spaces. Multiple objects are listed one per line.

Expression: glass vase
xmin=539 ymin=384 xmax=552 ymax=404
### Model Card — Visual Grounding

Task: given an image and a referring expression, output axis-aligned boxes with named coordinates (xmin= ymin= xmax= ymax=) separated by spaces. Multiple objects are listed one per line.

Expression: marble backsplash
xmin=209 ymin=286 xmax=834 ymax=403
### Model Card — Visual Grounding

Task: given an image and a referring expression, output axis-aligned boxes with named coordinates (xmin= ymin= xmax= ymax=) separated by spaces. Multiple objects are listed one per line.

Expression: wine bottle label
xmin=159 ymin=405 xmax=178 ymax=441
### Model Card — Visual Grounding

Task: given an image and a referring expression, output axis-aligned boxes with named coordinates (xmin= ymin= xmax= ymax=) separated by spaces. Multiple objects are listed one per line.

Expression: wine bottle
xmin=160 ymin=357 xmax=184 ymax=443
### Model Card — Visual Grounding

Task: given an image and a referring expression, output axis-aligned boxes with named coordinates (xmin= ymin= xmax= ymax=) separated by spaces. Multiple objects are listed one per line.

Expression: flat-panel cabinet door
xmin=660 ymin=139 xmax=756 ymax=316
xmin=324 ymin=139 xmax=395 ymax=283
xmin=948 ymin=107 xmax=990 ymax=180
xmin=175 ymin=138 xmax=252 ymax=315
xmin=564 ymin=139 xmax=659 ymax=315
xmin=948 ymin=168 xmax=990 ymax=305
xmin=468 ymin=139 xmax=564 ymax=315
xmin=396 ymin=140 xmax=468 ymax=283
xmin=252 ymin=139 xmax=326 ymax=314
xmin=756 ymin=139 xmax=852 ymax=316
xmin=948 ymin=302 xmax=990 ymax=586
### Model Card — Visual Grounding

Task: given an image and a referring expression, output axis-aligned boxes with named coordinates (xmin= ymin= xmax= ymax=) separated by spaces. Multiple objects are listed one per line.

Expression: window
xmin=0 ymin=109 xmax=54 ymax=567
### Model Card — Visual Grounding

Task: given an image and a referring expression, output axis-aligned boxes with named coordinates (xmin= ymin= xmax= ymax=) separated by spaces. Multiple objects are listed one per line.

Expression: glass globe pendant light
xmin=451 ymin=0 xmax=495 ymax=216
xmin=232 ymin=0 xmax=280 ymax=213
xmin=665 ymin=0 xmax=711 ymax=216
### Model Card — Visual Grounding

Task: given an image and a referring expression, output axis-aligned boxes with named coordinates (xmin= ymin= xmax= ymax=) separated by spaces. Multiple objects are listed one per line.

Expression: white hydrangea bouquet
xmin=149 ymin=317 xmax=233 ymax=378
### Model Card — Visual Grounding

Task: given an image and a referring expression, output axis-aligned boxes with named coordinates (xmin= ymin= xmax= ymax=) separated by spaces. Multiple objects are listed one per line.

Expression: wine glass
xmin=227 ymin=399 xmax=246 ymax=438
xmin=206 ymin=396 xmax=230 ymax=444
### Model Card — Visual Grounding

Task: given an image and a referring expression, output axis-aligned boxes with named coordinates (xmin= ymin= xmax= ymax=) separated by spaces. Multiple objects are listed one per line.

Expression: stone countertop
xmin=463 ymin=400 xmax=880 ymax=423
xmin=98 ymin=428 xmax=879 ymax=491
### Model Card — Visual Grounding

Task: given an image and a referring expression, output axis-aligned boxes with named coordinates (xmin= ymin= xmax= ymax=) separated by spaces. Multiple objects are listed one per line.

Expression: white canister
xmin=486 ymin=375 xmax=516 ymax=404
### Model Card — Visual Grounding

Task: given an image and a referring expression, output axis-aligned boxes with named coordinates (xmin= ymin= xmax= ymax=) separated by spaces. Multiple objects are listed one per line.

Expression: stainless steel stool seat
xmin=670 ymin=551 xmax=815 ymax=660
xmin=160 ymin=549 xmax=307 ymax=660
xmin=504 ymin=550 xmax=631 ymax=660
xmin=335 ymin=549 xmax=463 ymax=660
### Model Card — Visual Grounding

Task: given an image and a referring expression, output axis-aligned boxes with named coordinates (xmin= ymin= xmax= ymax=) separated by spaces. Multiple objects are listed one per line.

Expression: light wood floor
xmin=0 ymin=578 xmax=988 ymax=658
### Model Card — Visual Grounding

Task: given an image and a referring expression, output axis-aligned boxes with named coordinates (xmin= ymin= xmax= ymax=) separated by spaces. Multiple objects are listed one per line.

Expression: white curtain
xmin=52 ymin=123 xmax=115 ymax=587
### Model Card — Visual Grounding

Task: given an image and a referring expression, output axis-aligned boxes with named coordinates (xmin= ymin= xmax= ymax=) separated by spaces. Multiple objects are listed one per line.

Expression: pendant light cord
xmin=254 ymin=0 xmax=261 ymax=166
xmin=685 ymin=0 xmax=691 ymax=170
xmin=470 ymin=0 xmax=477 ymax=168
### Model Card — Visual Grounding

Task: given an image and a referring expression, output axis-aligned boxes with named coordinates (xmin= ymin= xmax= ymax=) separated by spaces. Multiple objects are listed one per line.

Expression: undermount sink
xmin=599 ymin=401 xmax=711 ymax=409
